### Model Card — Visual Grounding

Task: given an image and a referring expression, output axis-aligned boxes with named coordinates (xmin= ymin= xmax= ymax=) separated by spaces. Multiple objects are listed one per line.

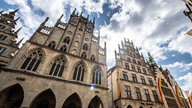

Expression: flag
xmin=158 ymin=78 xmax=164 ymax=103
xmin=175 ymin=85 xmax=184 ymax=106
xmin=190 ymin=92 xmax=192 ymax=107
xmin=185 ymin=91 xmax=192 ymax=107
xmin=117 ymin=67 xmax=122 ymax=98
xmin=186 ymin=29 xmax=192 ymax=36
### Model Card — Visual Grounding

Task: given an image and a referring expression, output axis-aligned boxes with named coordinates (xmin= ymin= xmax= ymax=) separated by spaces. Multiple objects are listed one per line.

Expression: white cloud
xmin=177 ymin=72 xmax=192 ymax=91
xmin=162 ymin=62 xmax=192 ymax=72
xmin=3 ymin=0 xmax=192 ymax=93
xmin=168 ymin=33 xmax=192 ymax=55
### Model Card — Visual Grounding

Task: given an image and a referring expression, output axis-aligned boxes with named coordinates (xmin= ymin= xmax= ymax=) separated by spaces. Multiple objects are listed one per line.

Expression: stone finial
xmin=93 ymin=18 xmax=95 ymax=24
xmin=14 ymin=17 xmax=20 ymax=22
xmin=72 ymin=8 xmax=76 ymax=15
xmin=0 ymin=10 xmax=3 ymax=14
xmin=58 ymin=14 xmax=63 ymax=22
xmin=16 ymin=37 xmax=24 ymax=46
xmin=15 ymin=27 xmax=22 ymax=34
xmin=41 ymin=17 xmax=49 ymax=25
xmin=80 ymin=11 xmax=83 ymax=16
xmin=87 ymin=15 xmax=89 ymax=20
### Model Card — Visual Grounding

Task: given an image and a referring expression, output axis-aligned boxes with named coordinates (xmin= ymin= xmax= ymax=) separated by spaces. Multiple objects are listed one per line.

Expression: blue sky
xmin=1 ymin=0 xmax=192 ymax=92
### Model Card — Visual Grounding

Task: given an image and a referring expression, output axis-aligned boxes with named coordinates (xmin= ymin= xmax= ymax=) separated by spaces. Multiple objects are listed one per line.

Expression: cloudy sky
xmin=1 ymin=0 xmax=192 ymax=92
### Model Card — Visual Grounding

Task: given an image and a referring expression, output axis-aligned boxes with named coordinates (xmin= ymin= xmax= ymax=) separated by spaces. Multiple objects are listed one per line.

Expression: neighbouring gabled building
xmin=0 ymin=9 xmax=22 ymax=67
xmin=107 ymin=39 xmax=163 ymax=108
xmin=107 ymin=38 xmax=189 ymax=108
xmin=0 ymin=8 xmax=109 ymax=108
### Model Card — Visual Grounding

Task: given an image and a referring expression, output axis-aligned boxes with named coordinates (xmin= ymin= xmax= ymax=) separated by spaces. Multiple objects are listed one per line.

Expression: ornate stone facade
xmin=0 ymin=8 xmax=189 ymax=108
xmin=0 ymin=9 xmax=108 ymax=108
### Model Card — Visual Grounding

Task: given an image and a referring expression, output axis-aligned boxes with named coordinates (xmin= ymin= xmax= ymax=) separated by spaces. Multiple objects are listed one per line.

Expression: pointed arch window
xmin=20 ymin=49 xmax=44 ymax=71
xmin=60 ymin=45 xmax=67 ymax=52
xmin=48 ymin=41 xmax=56 ymax=49
xmin=83 ymin=43 xmax=88 ymax=50
xmin=49 ymin=56 xmax=66 ymax=77
xmin=73 ymin=62 xmax=85 ymax=81
xmin=63 ymin=37 xmax=70 ymax=44
xmin=90 ymin=55 xmax=95 ymax=61
xmin=81 ymin=52 xmax=87 ymax=58
xmin=92 ymin=66 xmax=102 ymax=85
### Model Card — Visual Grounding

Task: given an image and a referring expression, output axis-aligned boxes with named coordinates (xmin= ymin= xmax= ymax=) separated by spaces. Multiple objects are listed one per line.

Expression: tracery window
xmin=92 ymin=66 xmax=102 ymax=85
xmin=48 ymin=41 xmax=56 ymax=49
xmin=73 ymin=62 xmax=85 ymax=81
xmin=20 ymin=49 xmax=44 ymax=71
xmin=49 ymin=56 xmax=66 ymax=77
xmin=63 ymin=37 xmax=70 ymax=44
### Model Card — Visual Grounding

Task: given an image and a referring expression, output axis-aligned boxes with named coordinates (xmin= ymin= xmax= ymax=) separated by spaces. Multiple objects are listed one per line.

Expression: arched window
xmin=49 ymin=56 xmax=66 ymax=77
xmin=81 ymin=52 xmax=87 ymax=58
xmin=123 ymin=72 xmax=128 ymax=80
xmin=83 ymin=43 xmax=88 ymax=50
xmin=90 ymin=55 xmax=95 ymax=61
xmin=63 ymin=37 xmax=70 ymax=44
xmin=127 ymin=57 xmax=131 ymax=62
xmin=138 ymin=60 xmax=141 ymax=65
xmin=20 ymin=49 xmax=44 ymax=71
xmin=131 ymin=65 xmax=135 ymax=71
xmin=92 ymin=66 xmax=102 ymax=85
xmin=48 ymin=41 xmax=56 ymax=49
xmin=73 ymin=62 xmax=85 ymax=81
xmin=132 ymin=59 xmax=136 ymax=64
xmin=60 ymin=45 xmax=67 ymax=52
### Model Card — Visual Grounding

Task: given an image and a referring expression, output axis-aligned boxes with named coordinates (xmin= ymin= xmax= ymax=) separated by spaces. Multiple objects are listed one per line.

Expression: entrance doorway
xmin=30 ymin=89 xmax=56 ymax=108
xmin=62 ymin=93 xmax=82 ymax=108
xmin=88 ymin=96 xmax=104 ymax=108
xmin=0 ymin=84 xmax=24 ymax=108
